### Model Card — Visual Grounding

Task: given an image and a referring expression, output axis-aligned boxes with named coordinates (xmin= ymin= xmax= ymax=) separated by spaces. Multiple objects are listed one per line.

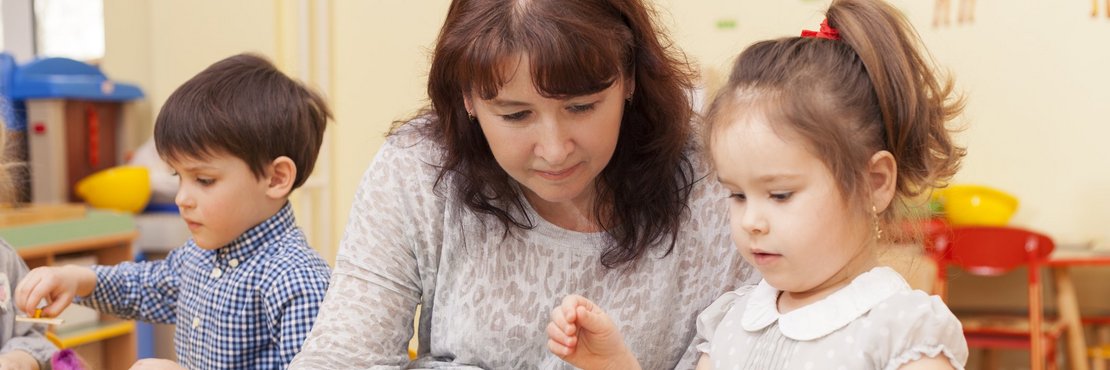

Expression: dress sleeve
xmin=693 ymin=286 xmax=751 ymax=356
xmin=290 ymin=132 xmax=433 ymax=369
xmin=880 ymin=291 xmax=968 ymax=370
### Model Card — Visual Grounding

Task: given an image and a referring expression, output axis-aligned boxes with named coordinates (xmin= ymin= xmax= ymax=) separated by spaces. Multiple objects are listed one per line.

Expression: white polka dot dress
xmin=693 ymin=267 xmax=969 ymax=369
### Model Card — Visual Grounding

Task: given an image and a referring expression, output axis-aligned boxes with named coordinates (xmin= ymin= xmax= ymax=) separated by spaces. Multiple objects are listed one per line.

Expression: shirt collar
xmin=216 ymin=202 xmax=296 ymax=263
xmin=741 ymin=266 xmax=910 ymax=341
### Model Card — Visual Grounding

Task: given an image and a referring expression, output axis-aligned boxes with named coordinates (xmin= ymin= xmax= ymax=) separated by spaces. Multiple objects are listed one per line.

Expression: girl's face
xmin=465 ymin=55 xmax=628 ymax=224
xmin=711 ymin=113 xmax=878 ymax=306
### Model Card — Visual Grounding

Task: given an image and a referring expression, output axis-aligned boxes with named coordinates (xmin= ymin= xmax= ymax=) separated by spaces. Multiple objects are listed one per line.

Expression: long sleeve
xmin=0 ymin=240 xmax=58 ymax=369
xmin=290 ymin=133 xmax=429 ymax=369
xmin=79 ymin=254 xmax=179 ymax=324
xmin=261 ymin=256 xmax=330 ymax=367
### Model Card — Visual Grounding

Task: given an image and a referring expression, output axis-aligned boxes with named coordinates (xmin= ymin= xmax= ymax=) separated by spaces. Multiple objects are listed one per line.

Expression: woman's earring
xmin=467 ymin=111 xmax=476 ymax=122
xmin=872 ymin=205 xmax=883 ymax=241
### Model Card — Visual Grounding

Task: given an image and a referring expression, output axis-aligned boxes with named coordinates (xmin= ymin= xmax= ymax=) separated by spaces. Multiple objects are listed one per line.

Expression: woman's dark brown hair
xmin=704 ymin=0 xmax=965 ymax=230
xmin=404 ymin=0 xmax=698 ymax=268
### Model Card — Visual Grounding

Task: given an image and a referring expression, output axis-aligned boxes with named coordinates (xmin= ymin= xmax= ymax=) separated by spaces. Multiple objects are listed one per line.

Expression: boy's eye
xmin=500 ymin=111 xmax=531 ymax=121
xmin=770 ymin=192 xmax=793 ymax=201
xmin=567 ymin=103 xmax=596 ymax=113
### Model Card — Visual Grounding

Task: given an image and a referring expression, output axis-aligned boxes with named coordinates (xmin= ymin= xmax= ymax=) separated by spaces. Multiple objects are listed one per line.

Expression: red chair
xmin=929 ymin=226 xmax=1068 ymax=370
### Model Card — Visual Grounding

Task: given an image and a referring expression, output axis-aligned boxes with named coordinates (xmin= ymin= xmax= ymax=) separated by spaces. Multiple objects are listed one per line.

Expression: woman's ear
xmin=868 ymin=150 xmax=897 ymax=213
xmin=462 ymin=92 xmax=474 ymax=117
xmin=265 ymin=156 xmax=297 ymax=199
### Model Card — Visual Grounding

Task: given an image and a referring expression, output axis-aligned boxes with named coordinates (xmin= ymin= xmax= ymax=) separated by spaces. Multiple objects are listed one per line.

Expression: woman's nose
xmin=533 ymin=121 xmax=573 ymax=165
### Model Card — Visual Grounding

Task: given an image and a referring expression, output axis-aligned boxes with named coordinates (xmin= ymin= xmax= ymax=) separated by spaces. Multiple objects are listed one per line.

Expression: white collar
xmin=740 ymin=266 xmax=910 ymax=341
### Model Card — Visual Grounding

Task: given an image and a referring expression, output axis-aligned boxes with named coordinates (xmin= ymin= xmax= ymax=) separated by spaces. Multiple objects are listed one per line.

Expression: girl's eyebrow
xmin=756 ymin=174 xmax=801 ymax=184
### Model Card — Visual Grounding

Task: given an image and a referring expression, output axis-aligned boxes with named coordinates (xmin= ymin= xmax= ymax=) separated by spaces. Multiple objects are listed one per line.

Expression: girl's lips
xmin=536 ymin=163 xmax=580 ymax=181
xmin=751 ymin=252 xmax=782 ymax=265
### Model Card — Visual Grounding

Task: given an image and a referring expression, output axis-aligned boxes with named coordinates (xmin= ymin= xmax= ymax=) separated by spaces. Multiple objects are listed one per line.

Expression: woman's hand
xmin=546 ymin=294 xmax=641 ymax=370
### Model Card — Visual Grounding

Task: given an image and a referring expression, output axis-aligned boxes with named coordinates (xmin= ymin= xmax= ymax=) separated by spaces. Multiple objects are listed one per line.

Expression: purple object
xmin=50 ymin=349 xmax=88 ymax=370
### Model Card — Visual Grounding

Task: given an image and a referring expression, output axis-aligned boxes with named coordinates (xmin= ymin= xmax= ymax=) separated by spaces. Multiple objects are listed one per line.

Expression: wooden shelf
xmin=54 ymin=320 xmax=135 ymax=348
xmin=0 ymin=208 xmax=138 ymax=370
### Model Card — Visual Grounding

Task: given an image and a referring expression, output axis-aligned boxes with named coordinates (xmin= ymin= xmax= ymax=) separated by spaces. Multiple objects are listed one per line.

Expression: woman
xmin=290 ymin=0 xmax=756 ymax=368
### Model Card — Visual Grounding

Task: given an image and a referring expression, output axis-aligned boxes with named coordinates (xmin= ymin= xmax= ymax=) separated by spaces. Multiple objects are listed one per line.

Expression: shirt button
xmin=192 ymin=317 xmax=200 ymax=328
xmin=211 ymin=267 xmax=222 ymax=279
xmin=229 ymin=259 xmax=239 ymax=268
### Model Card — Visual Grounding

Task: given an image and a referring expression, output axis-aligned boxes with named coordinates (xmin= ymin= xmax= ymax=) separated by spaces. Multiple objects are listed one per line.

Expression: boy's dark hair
xmin=155 ymin=53 xmax=331 ymax=191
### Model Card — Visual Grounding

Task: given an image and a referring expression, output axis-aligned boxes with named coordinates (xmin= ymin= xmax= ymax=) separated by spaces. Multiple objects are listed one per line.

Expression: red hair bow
xmin=801 ymin=19 xmax=840 ymax=41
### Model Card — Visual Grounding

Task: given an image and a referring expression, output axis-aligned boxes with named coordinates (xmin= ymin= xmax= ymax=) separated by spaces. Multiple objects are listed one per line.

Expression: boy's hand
xmin=546 ymin=294 xmax=641 ymax=370
xmin=0 ymin=350 xmax=40 ymax=370
xmin=129 ymin=358 xmax=186 ymax=370
xmin=13 ymin=265 xmax=97 ymax=317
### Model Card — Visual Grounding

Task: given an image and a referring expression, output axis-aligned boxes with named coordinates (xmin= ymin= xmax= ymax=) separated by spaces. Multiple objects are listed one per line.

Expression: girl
xmin=0 ymin=131 xmax=59 ymax=369
xmin=546 ymin=0 xmax=968 ymax=369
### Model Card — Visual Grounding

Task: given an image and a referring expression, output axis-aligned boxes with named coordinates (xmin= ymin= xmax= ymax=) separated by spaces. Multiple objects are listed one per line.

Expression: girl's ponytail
xmin=826 ymin=0 xmax=965 ymax=197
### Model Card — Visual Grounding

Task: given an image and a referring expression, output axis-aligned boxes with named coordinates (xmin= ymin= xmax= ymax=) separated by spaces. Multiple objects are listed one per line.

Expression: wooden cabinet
xmin=0 ymin=209 xmax=137 ymax=370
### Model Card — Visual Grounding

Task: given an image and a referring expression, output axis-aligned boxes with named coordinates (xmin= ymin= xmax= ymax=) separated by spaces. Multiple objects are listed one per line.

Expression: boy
xmin=14 ymin=53 xmax=332 ymax=369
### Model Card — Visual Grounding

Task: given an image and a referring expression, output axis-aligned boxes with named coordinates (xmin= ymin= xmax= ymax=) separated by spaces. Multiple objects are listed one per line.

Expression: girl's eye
xmin=567 ymin=103 xmax=596 ymax=113
xmin=170 ymin=171 xmax=179 ymax=177
xmin=770 ymin=192 xmax=793 ymax=201
xmin=500 ymin=111 xmax=531 ymax=121
xmin=729 ymin=193 xmax=747 ymax=201
xmin=197 ymin=178 xmax=215 ymax=186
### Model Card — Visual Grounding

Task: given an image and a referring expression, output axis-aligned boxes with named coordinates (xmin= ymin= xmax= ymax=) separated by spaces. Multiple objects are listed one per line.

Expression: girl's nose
xmin=740 ymin=205 xmax=769 ymax=236
xmin=175 ymin=188 xmax=194 ymax=209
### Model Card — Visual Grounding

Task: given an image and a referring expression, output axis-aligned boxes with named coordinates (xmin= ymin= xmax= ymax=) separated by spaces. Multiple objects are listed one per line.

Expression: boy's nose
xmin=174 ymin=189 xmax=195 ymax=209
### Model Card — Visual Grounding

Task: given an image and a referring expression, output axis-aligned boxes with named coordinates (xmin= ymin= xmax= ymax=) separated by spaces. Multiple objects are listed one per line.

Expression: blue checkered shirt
xmin=80 ymin=203 xmax=331 ymax=369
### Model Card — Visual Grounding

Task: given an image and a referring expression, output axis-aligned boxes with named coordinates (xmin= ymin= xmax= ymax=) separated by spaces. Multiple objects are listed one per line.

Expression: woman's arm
xmin=289 ymin=137 xmax=430 ymax=368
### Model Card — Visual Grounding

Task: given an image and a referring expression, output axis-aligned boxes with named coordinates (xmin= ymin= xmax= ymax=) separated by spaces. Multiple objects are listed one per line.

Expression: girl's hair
xmin=0 ymin=128 xmax=13 ymax=203
xmin=704 ymin=0 xmax=964 ymax=229
xmin=403 ymin=0 xmax=698 ymax=269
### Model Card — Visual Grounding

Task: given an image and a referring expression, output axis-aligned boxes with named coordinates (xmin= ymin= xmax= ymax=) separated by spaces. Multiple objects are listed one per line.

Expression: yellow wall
xmin=103 ymin=1 xmax=1110 ymax=260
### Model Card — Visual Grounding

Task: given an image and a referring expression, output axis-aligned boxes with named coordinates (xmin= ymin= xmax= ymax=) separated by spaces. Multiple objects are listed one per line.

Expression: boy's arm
xmin=78 ymin=254 xmax=180 ymax=324
xmin=262 ymin=263 xmax=329 ymax=365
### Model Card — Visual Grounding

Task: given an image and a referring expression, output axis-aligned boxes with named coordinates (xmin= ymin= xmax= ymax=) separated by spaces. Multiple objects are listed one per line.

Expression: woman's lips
xmin=536 ymin=163 xmax=580 ymax=181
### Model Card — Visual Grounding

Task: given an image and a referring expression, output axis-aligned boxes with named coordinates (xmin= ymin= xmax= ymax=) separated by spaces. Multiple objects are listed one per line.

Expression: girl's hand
xmin=546 ymin=294 xmax=641 ymax=370
xmin=129 ymin=358 xmax=187 ymax=370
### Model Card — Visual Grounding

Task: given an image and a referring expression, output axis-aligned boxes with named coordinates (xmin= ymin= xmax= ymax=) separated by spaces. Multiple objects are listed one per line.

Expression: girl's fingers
xmin=547 ymin=338 xmax=573 ymax=357
xmin=545 ymin=321 xmax=576 ymax=348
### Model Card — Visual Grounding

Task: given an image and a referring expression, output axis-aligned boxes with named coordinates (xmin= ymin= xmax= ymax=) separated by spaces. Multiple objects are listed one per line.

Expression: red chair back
xmin=931 ymin=226 xmax=1055 ymax=276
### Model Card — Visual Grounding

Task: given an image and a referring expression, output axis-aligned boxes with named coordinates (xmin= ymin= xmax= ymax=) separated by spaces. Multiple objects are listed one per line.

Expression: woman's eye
xmin=501 ymin=111 xmax=530 ymax=121
xmin=567 ymin=103 xmax=596 ymax=113
xmin=770 ymin=192 xmax=793 ymax=201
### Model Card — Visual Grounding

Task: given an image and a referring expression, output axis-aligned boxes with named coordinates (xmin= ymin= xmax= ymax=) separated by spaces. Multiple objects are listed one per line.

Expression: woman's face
xmin=465 ymin=55 xmax=629 ymax=216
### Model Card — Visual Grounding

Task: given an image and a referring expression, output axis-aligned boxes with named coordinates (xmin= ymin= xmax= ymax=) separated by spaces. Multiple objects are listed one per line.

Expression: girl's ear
xmin=265 ymin=156 xmax=297 ymax=199
xmin=868 ymin=150 xmax=897 ymax=213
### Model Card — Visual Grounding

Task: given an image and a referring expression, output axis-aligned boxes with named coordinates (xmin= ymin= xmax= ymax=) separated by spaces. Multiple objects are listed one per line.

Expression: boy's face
xmin=169 ymin=153 xmax=274 ymax=250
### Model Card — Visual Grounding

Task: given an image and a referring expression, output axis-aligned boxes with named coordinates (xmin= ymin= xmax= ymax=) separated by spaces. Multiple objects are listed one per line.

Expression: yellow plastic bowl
xmin=75 ymin=166 xmax=152 ymax=213
xmin=934 ymin=184 xmax=1018 ymax=226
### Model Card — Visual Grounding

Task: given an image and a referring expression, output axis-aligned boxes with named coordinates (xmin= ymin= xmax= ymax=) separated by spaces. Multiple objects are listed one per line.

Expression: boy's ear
xmin=265 ymin=156 xmax=297 ymax=199
xmin=868 ymin=150 xmax=897 ymax=213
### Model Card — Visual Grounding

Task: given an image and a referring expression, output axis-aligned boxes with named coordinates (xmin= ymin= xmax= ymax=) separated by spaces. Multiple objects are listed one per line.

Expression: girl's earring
xmin=872 ymin=205 xmax=883 ymax=241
